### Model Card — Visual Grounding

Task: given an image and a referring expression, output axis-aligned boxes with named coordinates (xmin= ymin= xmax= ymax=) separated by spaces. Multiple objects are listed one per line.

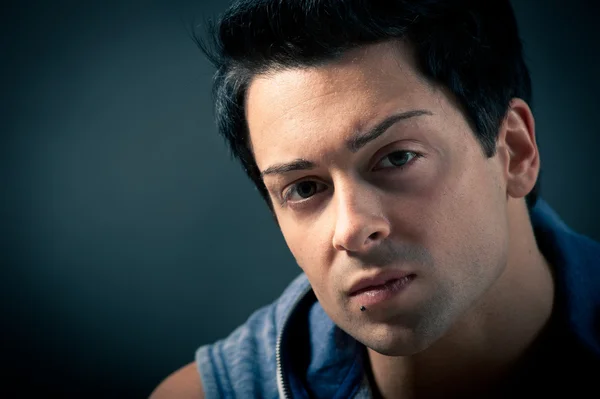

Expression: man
xmin=152 ymin=0 xmax=600 ymax=397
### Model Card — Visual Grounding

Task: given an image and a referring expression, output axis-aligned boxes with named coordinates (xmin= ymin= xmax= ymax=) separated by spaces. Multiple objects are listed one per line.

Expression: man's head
xmin=199 ymin=1 xmax=541 ymax=355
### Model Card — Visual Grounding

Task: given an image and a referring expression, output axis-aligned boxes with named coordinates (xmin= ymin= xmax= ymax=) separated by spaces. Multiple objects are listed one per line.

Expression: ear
xmin=496 ymin=98 xmax=540 ymax=199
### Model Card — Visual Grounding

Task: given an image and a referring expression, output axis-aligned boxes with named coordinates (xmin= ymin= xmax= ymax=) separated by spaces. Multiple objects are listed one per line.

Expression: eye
xmin=374 ymin=150 xmax=419 ymax=170
xmin=283 ymin=180 xmax=327 ymax=203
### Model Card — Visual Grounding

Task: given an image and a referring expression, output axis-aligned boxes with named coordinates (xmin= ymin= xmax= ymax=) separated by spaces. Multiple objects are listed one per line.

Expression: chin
xmin=354 ymin=310 xmax=454 ymax=357
xmin=359 ymin=325 xmax=435 ymax=356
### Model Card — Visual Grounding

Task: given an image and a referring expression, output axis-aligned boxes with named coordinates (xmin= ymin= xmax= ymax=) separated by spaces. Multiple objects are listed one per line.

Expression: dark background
xmin=2 ymin=0 xmax=599 ymax=397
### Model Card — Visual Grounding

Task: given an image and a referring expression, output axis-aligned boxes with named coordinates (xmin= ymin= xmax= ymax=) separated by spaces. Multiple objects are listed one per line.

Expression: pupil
xmin=297 ymin=182 xmax=315 ymax=198
xmin=390 ymin=151 xmax=409 ymax=166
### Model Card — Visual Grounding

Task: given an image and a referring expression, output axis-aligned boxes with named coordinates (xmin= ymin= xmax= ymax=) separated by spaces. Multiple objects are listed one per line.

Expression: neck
xmin=367 ymin=199 xmax=555 ymax=398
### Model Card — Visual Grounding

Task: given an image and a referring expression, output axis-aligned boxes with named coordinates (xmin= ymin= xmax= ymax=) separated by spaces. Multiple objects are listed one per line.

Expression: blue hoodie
xmin=196 ymin=199 xmax=600 ymax=398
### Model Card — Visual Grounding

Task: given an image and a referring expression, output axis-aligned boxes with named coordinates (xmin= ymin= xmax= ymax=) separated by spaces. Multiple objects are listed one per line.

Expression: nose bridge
xmin=336 ymin=178 xmax=378 ymax=218
xmin=332 ymin=176 xmax=389 ymax=252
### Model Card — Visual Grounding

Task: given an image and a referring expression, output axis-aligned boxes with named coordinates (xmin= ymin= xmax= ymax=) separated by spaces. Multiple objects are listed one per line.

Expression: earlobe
xmin=500 ymin=98 xmax=540 ymax=199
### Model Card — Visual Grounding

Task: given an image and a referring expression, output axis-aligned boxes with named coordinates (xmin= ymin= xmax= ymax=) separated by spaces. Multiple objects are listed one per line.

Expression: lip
xmin=348 ymin=269 xmax=415 ymax=296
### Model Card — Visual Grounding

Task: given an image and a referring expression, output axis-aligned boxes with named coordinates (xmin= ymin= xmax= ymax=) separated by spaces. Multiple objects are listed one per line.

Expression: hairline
xmin=240 ymin=38 xmax=501 ymax=170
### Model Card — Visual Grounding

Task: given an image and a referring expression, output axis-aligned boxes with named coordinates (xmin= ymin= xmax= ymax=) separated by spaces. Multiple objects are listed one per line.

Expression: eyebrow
xmin=347 ymin=109 xmax=433 ymax=153
xmin=259 ymin=109 xmax=432 ymax=178
xmin=260 ymin=158 xmax=316 ymax=178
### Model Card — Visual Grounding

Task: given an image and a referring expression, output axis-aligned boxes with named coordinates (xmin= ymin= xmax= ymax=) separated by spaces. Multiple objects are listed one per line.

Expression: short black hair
xmin=196 ymin=0 xmax=540 ymax=210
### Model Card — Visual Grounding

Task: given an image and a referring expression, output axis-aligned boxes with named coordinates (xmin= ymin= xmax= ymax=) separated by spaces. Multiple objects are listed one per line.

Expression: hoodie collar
xmin=529 ymin=199 xmax=600 ymax=353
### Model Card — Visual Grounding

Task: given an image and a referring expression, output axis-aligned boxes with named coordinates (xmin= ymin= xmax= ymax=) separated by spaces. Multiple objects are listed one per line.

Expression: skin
xmin=151 ymin=40 xmax=554 ymax=398
xmin=247 ymin=40 xmax=554 ymax=397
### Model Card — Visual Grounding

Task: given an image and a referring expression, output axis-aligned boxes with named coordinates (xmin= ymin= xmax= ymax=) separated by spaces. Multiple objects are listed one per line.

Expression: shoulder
xmin=151 ymin=273 xmax=311 ymax=398
xmin=195 ymin=273 xmax=312 ymax=397
xmin=149 ymin=362 xmax=204 ymax=399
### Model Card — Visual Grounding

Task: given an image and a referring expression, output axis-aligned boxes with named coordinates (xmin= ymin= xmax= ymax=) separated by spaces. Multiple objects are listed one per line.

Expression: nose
xmin=332 ymin=182 xmax=391 ymax=254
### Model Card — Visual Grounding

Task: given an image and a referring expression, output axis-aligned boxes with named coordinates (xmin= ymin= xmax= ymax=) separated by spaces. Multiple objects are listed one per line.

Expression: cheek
xmin=278 ymin=215 xmax=348 ymax=314
xmin=279 ymin=218 xmax=332 ymax=282
xmin=424 ymin=166 xmax=509 ymax=285
xmin=398 ymin=146 xmax=507 ymax=263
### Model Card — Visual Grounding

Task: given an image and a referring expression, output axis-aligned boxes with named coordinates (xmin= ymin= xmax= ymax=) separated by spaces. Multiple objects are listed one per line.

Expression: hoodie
xmin=196 ymin=199 xmax=600 ymax=398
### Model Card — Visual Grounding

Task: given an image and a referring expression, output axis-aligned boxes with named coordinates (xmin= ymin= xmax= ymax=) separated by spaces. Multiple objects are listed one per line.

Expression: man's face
xmin=246 ymin=41 xmax=511 ymax=355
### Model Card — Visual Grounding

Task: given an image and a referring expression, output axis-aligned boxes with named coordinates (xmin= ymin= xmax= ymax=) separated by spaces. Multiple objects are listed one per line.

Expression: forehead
xmin=245 ymin=41 xmax=457 ymax=170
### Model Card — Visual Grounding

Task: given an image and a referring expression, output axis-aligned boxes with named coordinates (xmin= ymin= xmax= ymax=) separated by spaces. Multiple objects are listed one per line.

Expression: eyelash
xmin=280 ymin=150 xmax=422 ymax=207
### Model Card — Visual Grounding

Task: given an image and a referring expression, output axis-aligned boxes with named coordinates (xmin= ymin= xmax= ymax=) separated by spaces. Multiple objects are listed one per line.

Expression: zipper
xmin=276 ymin=281 xmax=313 ymax=399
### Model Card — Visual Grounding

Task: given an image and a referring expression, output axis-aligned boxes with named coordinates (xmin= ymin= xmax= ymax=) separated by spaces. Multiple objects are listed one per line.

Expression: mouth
xmin=348 ymin=270 xmax=415 ymax=296
xmin=348 ymin=272 xmax=416 ymax=308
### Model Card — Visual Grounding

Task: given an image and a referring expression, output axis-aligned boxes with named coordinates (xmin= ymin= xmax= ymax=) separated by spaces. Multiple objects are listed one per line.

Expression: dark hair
xmin=195 ymin=0 xmax=540 ymax=210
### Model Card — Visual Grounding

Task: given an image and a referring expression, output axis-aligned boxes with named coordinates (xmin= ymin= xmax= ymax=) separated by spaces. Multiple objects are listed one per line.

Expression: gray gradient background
xmin=2 ymin=0 xmax=599 ymax=396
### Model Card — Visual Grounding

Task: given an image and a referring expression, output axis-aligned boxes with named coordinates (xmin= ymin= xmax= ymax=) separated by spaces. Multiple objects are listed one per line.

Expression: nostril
xmin=368 ymin=232 xmax=381 ymax=241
